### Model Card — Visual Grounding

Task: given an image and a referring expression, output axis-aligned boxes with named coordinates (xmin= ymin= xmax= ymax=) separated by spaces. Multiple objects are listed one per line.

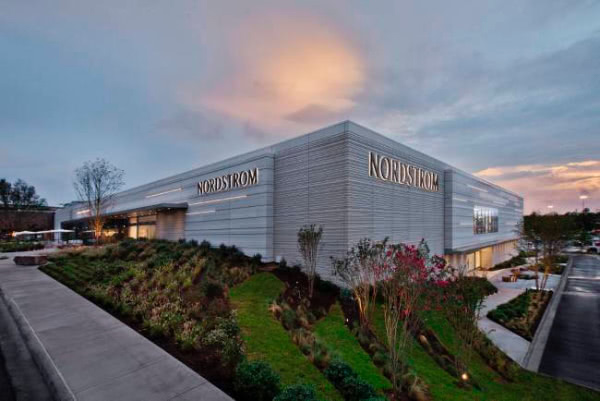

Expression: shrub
xmin=340 ymin=375 xmax=378 ymax=401
xmin=201 ymin=279 xmax=225 ymax=299
xmin=274 ymin=384 xmax=318 ymax=401
xmin=282 ymin=308 xmax=297 ymax=330
xmin=0 ymin=241 xmax=44 ymax=252
xmin=234 ymin=361 xmax=281 ymax=401
xmin=324 ymin=359 xmax=377 ymax=401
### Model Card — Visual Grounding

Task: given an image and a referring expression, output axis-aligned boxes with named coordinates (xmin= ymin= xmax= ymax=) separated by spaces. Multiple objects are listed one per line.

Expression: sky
xmin=2 ymin=0 xmax=599 ymax=214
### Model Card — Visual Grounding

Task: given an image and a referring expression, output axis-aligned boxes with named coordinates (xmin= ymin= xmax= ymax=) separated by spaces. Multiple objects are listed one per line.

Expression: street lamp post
xmin=580 ymin=195 xmax=588 ymax=211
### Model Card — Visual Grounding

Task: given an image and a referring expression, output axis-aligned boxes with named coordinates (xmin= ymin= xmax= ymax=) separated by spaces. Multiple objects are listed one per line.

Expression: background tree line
xmin=0 ymin=178 xmax=47 ymax=209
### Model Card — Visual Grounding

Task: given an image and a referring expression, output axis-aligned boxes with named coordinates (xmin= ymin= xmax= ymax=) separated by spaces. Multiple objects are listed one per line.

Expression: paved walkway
xmin=0 ymin=251 xmax=232 ymax=401
xmin=539 ymin=255 xmax=600 ymax=391
xmin=477 ymin=268 xmax=560 ymax=366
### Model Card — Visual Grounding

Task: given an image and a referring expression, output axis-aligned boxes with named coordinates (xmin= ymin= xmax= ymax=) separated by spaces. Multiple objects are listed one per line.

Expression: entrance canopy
xmin=63 ymin=203 xmax=188 ymax=223
xmin=13 ymin=229 xmax=74 ymax=240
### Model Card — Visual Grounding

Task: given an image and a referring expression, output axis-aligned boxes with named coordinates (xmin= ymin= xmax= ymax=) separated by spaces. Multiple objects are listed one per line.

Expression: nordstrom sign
xmin=198 ymin=168 xmax=259 ymax=195
xmin=368 ymin=152 xmax=439 ymax=192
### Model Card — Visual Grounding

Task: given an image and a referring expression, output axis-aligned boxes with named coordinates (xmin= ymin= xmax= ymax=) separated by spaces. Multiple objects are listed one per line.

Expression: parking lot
xmin=539 ymin=255 xmax=600 ymax=391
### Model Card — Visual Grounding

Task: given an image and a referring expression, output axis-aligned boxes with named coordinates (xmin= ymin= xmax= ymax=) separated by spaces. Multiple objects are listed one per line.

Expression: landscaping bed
xmin=0 ymin=241 xmax=44 ymax=252
xmin=39 ymin=239 xmax=599 ymax=401
xmin=487 ymin=290 xmax=553 ymax=341
xmin=40 ymin=239 xmax=258 ymax=396
xmin=490 ymin=255 xmax=527 ymax=271
xmin=230 ymin=272 xmax=342 ymax=401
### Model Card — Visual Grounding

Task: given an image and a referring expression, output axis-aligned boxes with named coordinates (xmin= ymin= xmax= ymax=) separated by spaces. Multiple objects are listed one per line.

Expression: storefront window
xmin=127 ymin=213 xmax=157 ymax=239
xmin=473 ymin=206 xmax=498 ymax=234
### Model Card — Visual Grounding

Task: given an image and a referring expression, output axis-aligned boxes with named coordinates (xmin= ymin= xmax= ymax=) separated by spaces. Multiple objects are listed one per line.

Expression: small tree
xmin=379 ymin=241 xmax=432 ymax=395
xmin=297 ymin=224 xmax=323 ymax=299
xmin=73 ymin=159 xmax=124 ymax=244
xmin=332 ymin=238 xmax=387 ymax=328
xmin=537 ymin=213 xmax=573 ymax=290
xmin=438 ymin=264 xmax=486 ymax=381
xmin=517 ymin=216 xmax=541 ymax=290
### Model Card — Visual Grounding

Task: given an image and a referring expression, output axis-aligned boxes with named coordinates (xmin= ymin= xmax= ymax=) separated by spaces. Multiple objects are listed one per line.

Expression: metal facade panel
xmin=444 ymin=169 xmax=523 ymax=252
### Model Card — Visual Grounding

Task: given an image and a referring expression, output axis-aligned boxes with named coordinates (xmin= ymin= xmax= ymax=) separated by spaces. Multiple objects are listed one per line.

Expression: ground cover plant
xmin=267 ymin=263 xmax=389 ymax=400
xmin=314 ymin=303 xmax=391 ymax=393
xmin=40 ymin=239 xmax=259 ymax=395
xmin=230 ymin=272 xmax=343 ymax=400
xmin=0 ymin=241 xmax=44 ymax=252
xmin=487 ymin=289 xmax=553 ymax=340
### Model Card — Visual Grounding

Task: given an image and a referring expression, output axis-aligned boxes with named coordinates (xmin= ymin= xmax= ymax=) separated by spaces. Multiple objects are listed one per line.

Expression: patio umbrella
xmin=13 ymin=231 xmax=35 ymax=237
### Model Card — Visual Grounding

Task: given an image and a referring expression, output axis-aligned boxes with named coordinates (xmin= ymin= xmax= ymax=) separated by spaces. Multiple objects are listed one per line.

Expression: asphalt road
xmin=0 ymin=346 xmax=15 ymax=401
xmin=539 ymin=255 xmax=600 ymax=391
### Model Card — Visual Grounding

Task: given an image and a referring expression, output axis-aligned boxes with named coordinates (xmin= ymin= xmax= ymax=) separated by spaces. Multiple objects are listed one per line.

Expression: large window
xmin=473 ymin=206 xmax=498 ymax=234
xmin=128 ymin=214 xmax=157 ymax=239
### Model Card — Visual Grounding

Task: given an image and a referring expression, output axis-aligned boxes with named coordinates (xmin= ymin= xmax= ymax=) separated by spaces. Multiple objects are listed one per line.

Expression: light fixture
xmin=189 ymin=194 xmax=248 ymax=206
xmin=187 ymin=209 xmax=216 ymax=216
xmin=467 ymin=184 xmax=488 ymax=193
xmin=579 ymin=195 xmax=588 ymax=200
xmin=146 ymin=187 xmax=182 ymax=198
xmin=76 ymin=209 xmax=90 ymax=215
xmin=461 ymin=373 xmax=469 ymax=381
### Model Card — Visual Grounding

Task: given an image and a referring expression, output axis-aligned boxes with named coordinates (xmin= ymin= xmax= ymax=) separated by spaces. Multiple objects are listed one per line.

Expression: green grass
xmin=371 ymin=306 xmax=600 ymax=401
xmin=314 ymin=303 xmax=392 ymax=392
xmin=230 ymin=273 xmax=342 ymax=401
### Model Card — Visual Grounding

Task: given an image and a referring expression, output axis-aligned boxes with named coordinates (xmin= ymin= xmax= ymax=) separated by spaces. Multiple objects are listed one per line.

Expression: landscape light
xmin=461 ymin=373 xmax=469 ymax=381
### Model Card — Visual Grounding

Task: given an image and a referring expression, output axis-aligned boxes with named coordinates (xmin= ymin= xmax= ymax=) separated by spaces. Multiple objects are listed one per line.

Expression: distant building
xmin=0 ymin=207 xmax=57 ymax=239
xmin=56 ymin=121 xmax=523 ymax=279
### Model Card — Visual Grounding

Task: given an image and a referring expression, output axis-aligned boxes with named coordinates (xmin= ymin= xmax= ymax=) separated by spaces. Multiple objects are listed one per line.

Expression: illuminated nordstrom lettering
xmin=198 ymin=168 xmax=259 ymax=195
xmin=368 ymin=152 xmax=439 ymax=192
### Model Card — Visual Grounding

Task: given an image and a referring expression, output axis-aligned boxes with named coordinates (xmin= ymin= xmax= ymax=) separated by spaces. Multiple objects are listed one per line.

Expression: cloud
xmin=154 ymin=109 xmax=224 ymax=140
xmin=357 ymin=33 xmax=600 ymax=171
xmin=475 ymin=160 xmax=600 ymax=213
xmin=178 ymin=10 xmax=365 ymax=138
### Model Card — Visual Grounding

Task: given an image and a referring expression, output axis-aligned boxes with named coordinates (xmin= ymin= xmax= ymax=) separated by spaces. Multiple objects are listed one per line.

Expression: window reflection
xmin=473 ymin=206 xmax=498 ymax=234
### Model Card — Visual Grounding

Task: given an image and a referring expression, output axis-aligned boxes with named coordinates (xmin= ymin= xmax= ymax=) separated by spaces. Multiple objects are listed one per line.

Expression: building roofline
xmin=73 ymin=120 xmax=521 ymax=202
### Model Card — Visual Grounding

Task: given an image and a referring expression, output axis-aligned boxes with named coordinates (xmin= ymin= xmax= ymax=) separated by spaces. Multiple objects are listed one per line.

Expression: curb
xmin=522 ymin=256 xmax=573 ymax=372
xmin=0 ymin=286 xmax=76 ymax=401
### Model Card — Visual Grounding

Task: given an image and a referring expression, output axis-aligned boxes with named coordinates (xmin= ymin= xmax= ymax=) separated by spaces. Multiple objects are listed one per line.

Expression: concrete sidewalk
xmin=0 ymin=252 xmax=232 ymax=401
xmin=477 ymin=269 xmax=560 ymax=366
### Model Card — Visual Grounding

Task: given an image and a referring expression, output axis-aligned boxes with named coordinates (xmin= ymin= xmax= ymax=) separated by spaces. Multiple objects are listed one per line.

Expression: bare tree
xmin=73 ymin=159 xmax=124 ymax=244
xmin=297 ymin=224 xmax=323 ymax=299
xmin=516 ymin=216 xmax=541 ymax=290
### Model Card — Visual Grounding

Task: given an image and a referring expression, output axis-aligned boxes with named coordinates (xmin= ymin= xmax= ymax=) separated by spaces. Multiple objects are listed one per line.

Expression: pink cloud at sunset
xmin=476 ymin=160 xmax=600 ymax=213
xmin=179 ymin=12 xmax=365 ymax=136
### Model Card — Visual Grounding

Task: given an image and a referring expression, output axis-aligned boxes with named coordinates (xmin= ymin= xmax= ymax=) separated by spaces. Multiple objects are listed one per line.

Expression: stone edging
xmin=0 ymin=286 xmax=76 ymax=401
xmin=522 ymin=256 xmax=573 ymax=371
